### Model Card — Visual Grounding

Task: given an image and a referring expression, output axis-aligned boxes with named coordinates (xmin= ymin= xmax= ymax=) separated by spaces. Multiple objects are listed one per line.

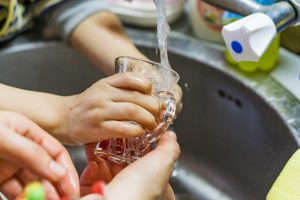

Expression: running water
xmin=154 ymin=0 xmax=173 ymax=91
xmin=154 ymin=0 xmax=170 ymax=69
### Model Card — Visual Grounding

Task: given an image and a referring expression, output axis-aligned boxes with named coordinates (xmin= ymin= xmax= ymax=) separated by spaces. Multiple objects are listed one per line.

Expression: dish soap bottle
xmin=223 ymin=0 xmax=280 ymax=72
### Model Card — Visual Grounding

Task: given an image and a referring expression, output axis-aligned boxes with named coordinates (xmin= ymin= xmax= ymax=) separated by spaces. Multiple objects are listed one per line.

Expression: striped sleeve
xmin=43 ymin=0 xmax=109 ymax=42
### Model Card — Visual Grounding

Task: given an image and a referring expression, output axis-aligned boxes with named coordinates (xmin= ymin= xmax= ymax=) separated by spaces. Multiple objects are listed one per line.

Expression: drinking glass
xmin=94 ymin=56 xmax=180 ymax=164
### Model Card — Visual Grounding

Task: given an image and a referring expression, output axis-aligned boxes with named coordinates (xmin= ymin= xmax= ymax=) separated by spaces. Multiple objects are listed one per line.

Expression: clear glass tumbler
xmin=94 ymin=56 xmax=180 ymax=164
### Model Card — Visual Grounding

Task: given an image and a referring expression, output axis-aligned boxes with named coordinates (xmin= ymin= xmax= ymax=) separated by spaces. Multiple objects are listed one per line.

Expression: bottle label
xmin=196 ymin=0 xmax=224 ymax=32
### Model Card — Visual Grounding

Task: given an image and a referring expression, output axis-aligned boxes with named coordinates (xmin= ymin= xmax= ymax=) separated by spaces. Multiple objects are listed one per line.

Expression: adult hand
xmin=80 ymin=131 xmax=180 ymax=200
xmin=0 ymin=111 xmax=79 ymax=199
xmin=57 ymin=72 xmax=160 ymax=145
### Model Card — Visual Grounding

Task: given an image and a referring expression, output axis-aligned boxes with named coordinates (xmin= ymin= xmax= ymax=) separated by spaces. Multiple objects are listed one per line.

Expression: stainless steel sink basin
xmin=1 ymin=29 xmax=300 ymax=200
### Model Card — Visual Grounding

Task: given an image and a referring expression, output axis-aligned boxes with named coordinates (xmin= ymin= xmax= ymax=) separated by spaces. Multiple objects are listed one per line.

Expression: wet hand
xmin=130 ymin=61 xmax=183 ymax=116
xmin=58 ymin=72 xmax=160 ymax=145
xmin=174 ymin=84 xmax=183 ymax=115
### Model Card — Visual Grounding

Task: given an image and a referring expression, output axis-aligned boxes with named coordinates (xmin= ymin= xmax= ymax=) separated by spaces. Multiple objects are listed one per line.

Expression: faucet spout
xmin=202 ymin=0 xmax=298 ymax=33
xmin=265 ymin=2 xmax=297 ymax=32
xmin=202 ymin=0 xmax=261 ymax=15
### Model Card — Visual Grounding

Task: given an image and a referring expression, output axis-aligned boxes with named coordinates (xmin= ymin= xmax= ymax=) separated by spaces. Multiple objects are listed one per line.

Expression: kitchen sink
xmin=0 ymin=29 xmax=300 ymax=200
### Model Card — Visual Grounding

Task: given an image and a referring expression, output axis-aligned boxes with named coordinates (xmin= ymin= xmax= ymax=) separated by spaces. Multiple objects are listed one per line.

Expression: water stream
xmin=154 ymin=0 xmax=174 ymax=91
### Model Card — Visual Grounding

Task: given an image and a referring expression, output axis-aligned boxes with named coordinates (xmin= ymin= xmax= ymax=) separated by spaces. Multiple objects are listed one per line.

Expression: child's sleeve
xmin=43 ymin=0 xmax=109 ymax=42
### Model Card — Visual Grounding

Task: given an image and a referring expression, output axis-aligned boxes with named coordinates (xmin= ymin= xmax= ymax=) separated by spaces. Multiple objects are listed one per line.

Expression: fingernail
xmin=49 ymin=161 xmax=66 ymax=178
xmin=168 ymin=131 xmax=177 ymax=140
xmin=91 ymin=181 xmax=106 ymax=195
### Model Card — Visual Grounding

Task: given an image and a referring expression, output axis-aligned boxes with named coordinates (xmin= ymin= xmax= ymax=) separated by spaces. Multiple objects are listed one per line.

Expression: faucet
xmin=202 ymin=0 xmax=300 ymax=62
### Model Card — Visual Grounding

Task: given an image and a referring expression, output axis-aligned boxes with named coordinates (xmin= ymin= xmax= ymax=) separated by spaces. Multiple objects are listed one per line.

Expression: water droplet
xmin=184 ymin=83 xmax=190 ymax=91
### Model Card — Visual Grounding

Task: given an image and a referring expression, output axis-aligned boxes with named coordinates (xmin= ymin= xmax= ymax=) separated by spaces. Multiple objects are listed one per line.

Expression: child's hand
xmin=174 ymin=84 xmax=183 ymax=115
xmin=57 ymin=72 xmax=160 ymax=145
xmin=129 ymin=61 xmax=183 ymax=116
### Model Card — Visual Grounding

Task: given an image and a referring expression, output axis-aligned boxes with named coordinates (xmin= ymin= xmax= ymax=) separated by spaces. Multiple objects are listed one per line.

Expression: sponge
xmin=267 ymin=149 xmax=300 ymax=200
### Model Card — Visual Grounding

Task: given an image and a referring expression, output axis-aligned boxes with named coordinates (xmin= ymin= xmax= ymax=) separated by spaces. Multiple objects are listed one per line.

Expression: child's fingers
xmin=111 ymin=88 xmax=160 ymax=118
xmin=80 ymin=160 xmax=112 ymax=196
xmin=174 ymin=84 xmax=182 ymax=104
xmin=80 ymin=162 xmax=100 ymax=196
xmin=83 ymin=146 xmax=124 ymax=181
xmin=100 ymin=121 xmax=144 ymax=139
xmin=174 ymin=84 xmax=183 ymax=115
xmin=84 ymin=143 xmax=98 ymax=161
xmin=80 ymin=162 xmax=100 ymax=186
xmin=105 ymin=73 xmax=152 ymax=94
xmin=103 ymin=102 xmax=158 ymax=131
xmin=107 ymin=160 xmax=126 ymax=177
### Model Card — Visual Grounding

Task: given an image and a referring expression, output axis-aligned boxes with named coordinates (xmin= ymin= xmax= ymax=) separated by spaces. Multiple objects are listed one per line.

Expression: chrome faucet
xmin=202 ymin=0 xmax=300 ymax=62
xmin=203 ymin=0 xmax=300 ymax=33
